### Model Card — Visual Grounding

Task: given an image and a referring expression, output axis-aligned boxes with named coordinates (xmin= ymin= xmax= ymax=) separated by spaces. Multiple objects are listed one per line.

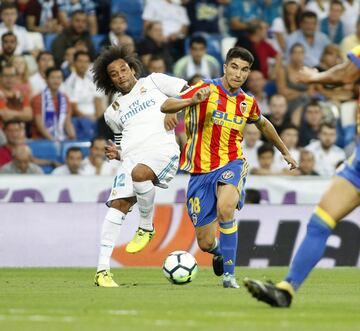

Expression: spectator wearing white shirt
xmin=305 ymin=122 xmax=346 ymax=176
xmin=0 ymin=3 xmax=35 ymax=55
xmin=305 ymin=0 xmax=330 ymax=21
xmin=80 ymin=137 xmax=117 ymax=176
xmin=242 ymin=124 xmax=262 ymax=170
xmin=341 ymin=0 xmax=360 ymax=35
xmin=52 ymin=146 xmax=83 ymax=175
xmin=29 ymin=51 xmax=56 ymax=97
xmin=64 ymin=50 xmax=103 ymax=140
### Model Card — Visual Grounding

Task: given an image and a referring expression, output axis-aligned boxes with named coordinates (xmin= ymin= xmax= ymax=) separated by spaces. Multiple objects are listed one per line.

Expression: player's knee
xmin=217 ymin=202 xmax=235 ymax=222
xmin=110 ymin=199 xmax=132 ymax=214
xmin=197 ymin=237 xmax=214 ymax=252
xmin=131 ymin=168 xmax=148 ymax=182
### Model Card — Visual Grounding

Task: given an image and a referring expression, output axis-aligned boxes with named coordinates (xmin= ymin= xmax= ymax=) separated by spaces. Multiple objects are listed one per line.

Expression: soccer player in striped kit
xmin=244 ymin=45 xmax=360 ymax=306
xmin=161 ymin=47 xmax=298 ymax=288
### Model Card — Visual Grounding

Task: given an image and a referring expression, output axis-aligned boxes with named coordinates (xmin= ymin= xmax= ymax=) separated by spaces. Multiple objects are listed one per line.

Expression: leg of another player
xmin=95 ymin=197 xmax=136 ymax=287
xmin=126 ymin=164 xmax=157 ymax=253
xmin=217 ymin=184 xmax=240 ymax=288
xmin=283 ymin=176 xmax=360 ymax=292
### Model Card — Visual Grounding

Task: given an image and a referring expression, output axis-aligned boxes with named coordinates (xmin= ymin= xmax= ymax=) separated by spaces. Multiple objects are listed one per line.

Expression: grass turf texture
xmin=0 ymin=267 xmax=359 ymax=331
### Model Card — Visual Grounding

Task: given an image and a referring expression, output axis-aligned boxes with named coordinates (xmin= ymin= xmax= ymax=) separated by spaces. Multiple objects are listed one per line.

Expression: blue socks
xmin=285 ymin=207 xmax=335 ymax=291
xmin=219 ymin=220 xmax=238 ymax=275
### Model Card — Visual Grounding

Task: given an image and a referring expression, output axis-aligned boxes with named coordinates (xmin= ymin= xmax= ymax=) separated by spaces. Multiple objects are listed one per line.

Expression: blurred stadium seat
xmin=92 ymin=34 xmax=106 ymax=54
xmin=43 ymin=33 xmax=57 ymax=52
xmin=27 ymin=140 xmax=60 ymax=174
xmin=60 ymin=141 xmax=91 ymax=163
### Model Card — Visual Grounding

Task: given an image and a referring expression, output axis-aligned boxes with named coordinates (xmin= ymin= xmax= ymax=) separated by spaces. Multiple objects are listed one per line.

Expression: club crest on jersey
xmin=191 ymin=213 xmax=198 ymax=225
xmin=140 ymin=86 xmax=147 ymax=95
xmin=221 ymin=170 xmax=234 ymax=180
xmin=240 ymin=101 xmax=247 ymax=114
xmin=112 ymin=100 xmax=120 ymax=111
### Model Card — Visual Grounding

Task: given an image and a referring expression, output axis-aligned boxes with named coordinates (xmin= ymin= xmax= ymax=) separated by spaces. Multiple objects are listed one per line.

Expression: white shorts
xmin=107 ymin=148 xmax=179 ymax=205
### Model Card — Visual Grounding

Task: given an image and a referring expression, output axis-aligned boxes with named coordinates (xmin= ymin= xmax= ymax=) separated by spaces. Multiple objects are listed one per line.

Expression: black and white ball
xmin=163 ymin=251 xmax=198 ymax=285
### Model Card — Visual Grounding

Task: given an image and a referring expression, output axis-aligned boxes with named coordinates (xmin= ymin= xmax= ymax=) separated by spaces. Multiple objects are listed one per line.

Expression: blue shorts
xmin=186 ymin=159 xmax=249 ymax=228
xmin=337 ymin=138 xmax=360 ymax=190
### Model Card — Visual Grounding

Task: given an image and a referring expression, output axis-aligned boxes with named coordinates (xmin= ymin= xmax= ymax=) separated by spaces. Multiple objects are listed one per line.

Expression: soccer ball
xmin=163 ymin=251 xmax=198 ymax=285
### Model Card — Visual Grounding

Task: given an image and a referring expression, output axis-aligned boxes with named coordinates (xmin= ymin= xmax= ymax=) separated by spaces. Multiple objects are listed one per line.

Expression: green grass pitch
xmin=0 ymin=267 xmax=359 ymax=331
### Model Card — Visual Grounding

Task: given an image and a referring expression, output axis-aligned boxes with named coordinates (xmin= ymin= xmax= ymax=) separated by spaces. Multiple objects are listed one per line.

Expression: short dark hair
xmin=330 ymin=0 xmax=344 ymax=9
xmin=319 ymin=121 xmax=336 ymax=131
xmin=74 ymin=50 xmax=90 ymax=62
xmin=280 ymin=124 xmax=299 ymax=134
xmin=0 ymin=3 xmax=17 ymax=13
xmin=300 ymin=10 xmax=318 ymax=22
xmin=225 ymin=47 xmax=254 ymax=66
xmin=0 ymin=62 xmax=15 ymax=74
xmin=90 ymin=136 xmax=105 ymax=148
xmin=257 ymin=142 xmax=274 ymax=157
xmin=36 ymin=51 xmax=53 ymax=63
xmin=92 ymin=46 xmax=143 ymax=95
xmin=3 ymin=119 xmax=21 ymax=129
xmin=45 ymin=67 xmax=62 ymax=79
xmin=190 ymin=35 xmax=207 ymax=48
xmin=111 ymin=12 xmax=127 ymax=22
xmin=149 ymin=54 xmax=166 ymax=63
xmin=289 ymin=42 xmax=304 ymax=54
xmin=1 ymin=31 xmax=16 ymax=43
xmin=66 ymin=147 xmax=82 ymax=158
xmin=304 ymin=99 xmax=321 ymax=111
xmin=71 ymin=9 xmax=86 ymax=18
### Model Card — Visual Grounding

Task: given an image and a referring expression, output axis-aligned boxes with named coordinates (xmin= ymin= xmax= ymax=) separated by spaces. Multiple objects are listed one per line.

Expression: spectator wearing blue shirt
xmin=286 ymin=11 xmax=330 ymax=67
xmin=259 ymin=0 xmax=282 ymax=26
xmin=228 ymin=0 xmax=261 ymax=36
xmin=320 ymin=0 xmax=345 ymax=45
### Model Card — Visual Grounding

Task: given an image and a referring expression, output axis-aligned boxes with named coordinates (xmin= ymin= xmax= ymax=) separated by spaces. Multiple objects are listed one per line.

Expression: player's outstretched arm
xmin=255 ymin=117 xmax=298 ymax=170
xmin=161 ymin=87 xmax=212 ymax=114
xmin=105 ymin=139 xmax=121 ymax=161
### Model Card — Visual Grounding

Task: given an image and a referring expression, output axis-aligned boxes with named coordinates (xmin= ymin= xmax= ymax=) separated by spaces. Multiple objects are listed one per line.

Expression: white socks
xmin=97 ymin=208 xmax=125 ymax=272
xmin=133 ymin=180 xmax=155 ymax=231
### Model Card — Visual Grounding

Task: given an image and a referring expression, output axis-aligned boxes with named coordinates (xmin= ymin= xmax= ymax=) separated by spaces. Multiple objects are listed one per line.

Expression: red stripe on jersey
xmin=193 ymin=98 xmax=208 ymax=172
xmin=209 ymin=86 xmax=227 ymax=170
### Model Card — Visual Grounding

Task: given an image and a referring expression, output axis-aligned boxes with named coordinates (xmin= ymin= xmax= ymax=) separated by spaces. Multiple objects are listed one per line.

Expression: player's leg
xmin=217 ymin=183 xmax=240 ymax=288
xmin=244 ymin=176 xmax=360 ymax=306
xmin=95 ymin=197 xmax=136 ymax=287
xmin=126 ymin=164 xmax=157 ymax=253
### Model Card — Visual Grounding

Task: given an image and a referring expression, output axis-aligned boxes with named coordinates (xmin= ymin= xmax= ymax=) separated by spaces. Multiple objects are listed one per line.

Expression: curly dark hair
xmin=92 ymin=46 xmax=143 ymax=95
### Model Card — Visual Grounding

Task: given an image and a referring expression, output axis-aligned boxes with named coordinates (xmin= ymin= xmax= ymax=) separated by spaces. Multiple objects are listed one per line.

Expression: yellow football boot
xmin=94 ymin=270 xmax=119 ymax=287
xmin=125 ymin=228 xmax=155 ymax=253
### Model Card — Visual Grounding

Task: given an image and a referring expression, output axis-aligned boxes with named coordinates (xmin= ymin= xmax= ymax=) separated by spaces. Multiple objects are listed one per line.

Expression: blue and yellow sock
xmin=219 ymin=220 xmax=238 ymax=275
xmin=208 ymin=237 xmax=222 ymax=256
xmin=285 ymin=206 xmax=336 ymax=291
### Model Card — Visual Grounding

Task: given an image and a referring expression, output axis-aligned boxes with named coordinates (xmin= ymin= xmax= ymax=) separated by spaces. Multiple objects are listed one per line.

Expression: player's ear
xmin=223 ymin=63 xmax=227 ymax=73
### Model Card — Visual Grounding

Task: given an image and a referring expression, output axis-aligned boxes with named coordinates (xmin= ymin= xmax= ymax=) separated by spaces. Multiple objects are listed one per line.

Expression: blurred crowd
xmin=0 ymin=0 xmax=359 ymax=177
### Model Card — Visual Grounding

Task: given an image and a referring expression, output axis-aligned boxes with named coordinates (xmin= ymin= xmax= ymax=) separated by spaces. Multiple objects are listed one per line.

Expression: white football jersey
xmin=104 ymin=73 xmax=186 ymax=158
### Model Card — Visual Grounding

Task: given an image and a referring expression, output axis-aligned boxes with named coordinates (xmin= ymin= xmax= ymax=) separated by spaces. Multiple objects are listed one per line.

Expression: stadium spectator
xmin=60 ymin=46 xmax=75 ymax=79
xmin=0 ymin=144 xmax=43 ymax=174
xmin=0 ymin=32 xmax=17 ymax=69
xmin=260 ymin=0 xmax=282 ymax=25
xmin=298 ymin=100 xmax=324 ymax=147
xmin=57 ymin=0 xmax=97 ymax=35
xmin=228 ymin=0 xmax=261 ymax=36
xmin=295 ymin=149 xmax=319 ymax=175
xmin=320 ymin=0 xmax=345 ymax=45
xmin=173 ymin=35 xmax=220 ymax=80
xmin=286 ymin=10 xmax=330 ymax=67
xmin=305 ymin=0 xmax=330 ymax=21
xmin=29 ymin=51 xmax=56 ymax=97
xmin=13 ymin=55 xmax=31 ymax=97
xmin=305 ymin=122 xmax=346 ymax=176
xmin=51 ymin=10 xmax=95 ymax=66
xmin=81 ymin=137 xmax=117 ymax=176
xmin=64 ymin=50 xmax=102 ymax=140
xmin=31 ymin=67 xmax=75 ymax=141
xmin=342 ymin=0 xmax=360 ymax=35
xmin=242 ymin=124 xmax=262 ymax=170
xmin=0 ymin=3 xmax=35 ymax=55
xmin=277 ymin=43 xmax=315 ymax=113
xmin=137 ymin=21 xmax=173 ymax=71
xmin=273 ymin=124 xmax=300 ymax=171
xmin=339 ymin=16 xmax=360 ymax=61
xmin=25 ymin=0 xmax=62 ymax=33
xmin=147 ymin=55 xmax=167 ymax=74
xmin=0 ymin=64 xmax=32 ymax=128
xmin=250 ymin=142 xmax=277 ymax=175
xmin=101 ymin=13 xmax=135 ymax=53
xmin=51 ymin=146 xmax=83 ymax=175
xmin=246 ymin=70 xmax=270 ymax=115
xmin=0 ymin=119 xmax=23 ymax=166
xmin=271 ymin=0 xmax=302 ymax=53
xmin=184 ymin=0 xmax=230 ymax=35
xmin=235 ymin=19 xmax=281 ymax=79
xmin=265 ymin=94 xmax=291 ymax=135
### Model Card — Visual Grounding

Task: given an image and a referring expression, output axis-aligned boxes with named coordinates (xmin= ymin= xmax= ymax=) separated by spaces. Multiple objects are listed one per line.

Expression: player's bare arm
xmin=255 ymin=117 xmax=298 ymax=170
xmin=105 ymin=139 xmax=121 ymax=161
xmin=161 ymin=87 xmax=212 ymax=114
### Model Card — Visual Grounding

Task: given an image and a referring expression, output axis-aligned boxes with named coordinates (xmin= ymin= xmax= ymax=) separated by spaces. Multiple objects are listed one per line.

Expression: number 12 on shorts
xmin=189 ymin=197 xmax=201 ymax=213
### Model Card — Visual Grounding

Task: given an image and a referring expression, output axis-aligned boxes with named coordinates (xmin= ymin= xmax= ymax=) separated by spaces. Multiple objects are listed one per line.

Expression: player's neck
xmin=220 ymin=77 xmax=238 ymax=94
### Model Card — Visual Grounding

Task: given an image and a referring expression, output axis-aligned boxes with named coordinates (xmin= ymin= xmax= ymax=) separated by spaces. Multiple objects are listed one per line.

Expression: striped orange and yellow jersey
xmin=178 ymin=78 xmax=261 ymax=174
xmin=347 ymin=45 xmax=360 ymax=134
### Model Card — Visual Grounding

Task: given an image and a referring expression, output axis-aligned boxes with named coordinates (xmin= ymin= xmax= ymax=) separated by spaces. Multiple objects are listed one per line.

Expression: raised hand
xmin=191 ymin=86 xmax=212 ymax=105
xmin=105 ymin=139 xmax=120 ymax=160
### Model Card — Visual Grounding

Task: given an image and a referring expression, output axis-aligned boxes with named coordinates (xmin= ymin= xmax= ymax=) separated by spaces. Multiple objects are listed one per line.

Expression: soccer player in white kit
xmin=92 ymin=46 xmax=187 ymax=287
